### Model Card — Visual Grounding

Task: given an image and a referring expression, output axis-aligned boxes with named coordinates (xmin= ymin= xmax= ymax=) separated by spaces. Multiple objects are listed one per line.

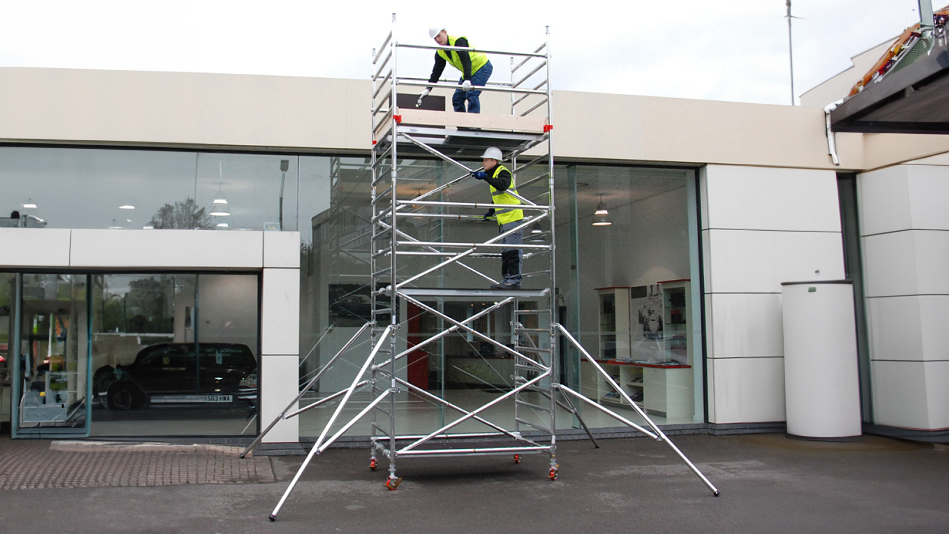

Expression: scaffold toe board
xmin=397 ymin=288 xmax=550 ymax=298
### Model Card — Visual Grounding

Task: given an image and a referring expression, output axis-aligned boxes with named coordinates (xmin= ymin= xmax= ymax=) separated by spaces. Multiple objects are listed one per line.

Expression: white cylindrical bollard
xmin=781 ymin=281 xmax=862 ymax=439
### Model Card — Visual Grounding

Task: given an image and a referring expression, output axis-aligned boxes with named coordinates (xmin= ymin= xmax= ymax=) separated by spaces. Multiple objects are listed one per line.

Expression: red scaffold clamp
xmin=393 ymin=115 xmax=402 ymax=124
xmin=544 ymin=124 xmax=553 ymax=132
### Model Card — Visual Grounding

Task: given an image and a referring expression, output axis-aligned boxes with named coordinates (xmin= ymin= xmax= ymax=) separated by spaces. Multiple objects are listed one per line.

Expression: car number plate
xmin=206 ymin=394 xmax=233 ymax=402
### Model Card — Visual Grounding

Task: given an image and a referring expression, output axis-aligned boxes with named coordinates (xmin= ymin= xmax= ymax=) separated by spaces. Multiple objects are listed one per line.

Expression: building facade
xmin=0 ymin=65 xmax=946 ymax=442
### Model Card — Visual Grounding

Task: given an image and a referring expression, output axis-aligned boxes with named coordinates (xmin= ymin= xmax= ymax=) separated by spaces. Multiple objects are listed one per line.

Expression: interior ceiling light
xmin=213 ymin=184 xmax=228 ymax=205
xmin=216 ymin=222 xmax=229 ymax=228
xmin=22 ymin=199 xmax=37 ymax=209
xmin=531 ymin=222 xmax=543 ymax=234
xmin=210 ymin=203 xmax=230 ymax=217
xmin=214 ymin=163 xmax=228 ymax=204
xmin=592 ymin=195 xmax=612 ymax=226
xmin=119 ymin=204 xmax=135 ymax=210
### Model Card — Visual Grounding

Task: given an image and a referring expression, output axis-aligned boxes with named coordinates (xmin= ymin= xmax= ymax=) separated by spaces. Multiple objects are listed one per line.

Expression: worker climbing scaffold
xmin=244 ymin=15 xmax=719 ymax=522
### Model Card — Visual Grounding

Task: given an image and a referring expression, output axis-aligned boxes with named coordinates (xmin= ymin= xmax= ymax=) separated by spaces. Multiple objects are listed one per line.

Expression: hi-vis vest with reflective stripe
xmin=489 ymin=165 xmax=523 ymax=225
xmin=437 ymin=35 xmax=489 ymax=76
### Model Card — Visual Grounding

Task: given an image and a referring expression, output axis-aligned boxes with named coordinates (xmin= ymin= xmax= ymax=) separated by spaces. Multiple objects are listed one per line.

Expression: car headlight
xmin=239 ymin=373 xmax=258 ymax=389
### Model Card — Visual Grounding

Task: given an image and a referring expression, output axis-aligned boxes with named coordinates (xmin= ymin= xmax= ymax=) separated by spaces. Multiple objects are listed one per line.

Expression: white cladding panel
xmin=867 ymin=295 xmax=949 ymax=362
xmin=261 ymin=268 xmax=300 ymax=356
xmin=704 ymin=229 xmax=845 ymax=294
xmin=871 ymin=360 xmax=949 ymax=430
xmin=705 ymin=293 xmax=784 ymax=359
xmin=264 ymin=231 xmax=301 ymax=268
xmin=858 ymin=165 xmax=949 ymax=235
xmin=863 ymin=230 xmax=949 ymax=297
xmin=0 ymin=228 xmax=71 ymax=267
xmin=857 ymin=166 xmax=913 ymax=235
xmin=703 ymin=165 xmax=841 ymax=232
xmin=260 ymin=355 xmax=300 ymax=443
xmin=70 ymin=229 xmax=263 ymax=269
xmin=707 ymin=357 xmax=786 ymax=424
xmin=906 ymin=166 xmax=949 ymax=231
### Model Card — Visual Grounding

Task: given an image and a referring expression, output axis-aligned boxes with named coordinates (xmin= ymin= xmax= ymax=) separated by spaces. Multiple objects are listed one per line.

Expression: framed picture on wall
xmin=630 ymin=284 xmax=664 ymax=362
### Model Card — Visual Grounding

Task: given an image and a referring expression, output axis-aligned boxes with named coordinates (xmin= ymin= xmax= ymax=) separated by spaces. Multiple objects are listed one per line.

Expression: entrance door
xmin=11 ymin=273 xmax=91 ymax=437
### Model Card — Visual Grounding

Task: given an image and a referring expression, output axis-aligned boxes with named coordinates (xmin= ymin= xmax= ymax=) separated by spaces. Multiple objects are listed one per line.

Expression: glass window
xmin=89 ymin=273 xmax=259 ymax=436
xmin=11 ymin=273 xmax=90 ymax=436
xmin=0 ymin=147 xmax=300 ymax=232
xmin=297 ymin=158 xmax=702 ymax=438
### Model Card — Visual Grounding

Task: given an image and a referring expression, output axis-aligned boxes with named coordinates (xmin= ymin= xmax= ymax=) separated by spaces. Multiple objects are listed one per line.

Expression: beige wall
xmin=2 ymin=67 xmax=948 ymax=172
xmin=0 ymin=68 xmax=369 ymax=152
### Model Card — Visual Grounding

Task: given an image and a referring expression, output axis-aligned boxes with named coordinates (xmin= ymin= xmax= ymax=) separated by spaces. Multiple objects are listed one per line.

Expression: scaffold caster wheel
xmin=385 ymin=477 xmax=402 ymax=490
xmin=513 ymin=454 xmax=520 ymax=464
xmin=369 ymin=458 xmax=377 ymax=471
xmin=269 ymin=514 xmax=276 ymax=522
xmin=548 ymin=468 xmax=558 ymax=481
xmin=714 ymin=491 xmax=720 ymax=497
xmin=239 ymin=454 xmax=245 ymax=459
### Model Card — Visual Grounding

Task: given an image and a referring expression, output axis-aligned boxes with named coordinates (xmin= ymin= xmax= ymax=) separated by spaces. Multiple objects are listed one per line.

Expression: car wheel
xmin=107 ymin=384 xmax=136 ymax=411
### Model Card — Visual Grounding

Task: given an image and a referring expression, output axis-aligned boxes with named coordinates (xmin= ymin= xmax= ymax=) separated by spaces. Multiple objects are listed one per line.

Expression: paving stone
xmin=0 ymin=438 xmax=275 ymax=491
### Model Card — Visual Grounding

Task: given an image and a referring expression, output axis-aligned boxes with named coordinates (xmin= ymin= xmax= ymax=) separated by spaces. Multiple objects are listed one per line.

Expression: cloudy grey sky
xmin=0 ymin=0 xmax=940 ymax=105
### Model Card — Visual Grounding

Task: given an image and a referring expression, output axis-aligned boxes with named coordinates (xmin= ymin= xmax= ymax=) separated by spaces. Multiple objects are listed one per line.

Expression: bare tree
xmin=148 ymin=198 xmax=211 ymax=229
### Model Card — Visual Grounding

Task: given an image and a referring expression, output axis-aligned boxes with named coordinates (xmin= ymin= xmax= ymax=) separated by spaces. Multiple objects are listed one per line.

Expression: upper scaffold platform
xmin=371 ymin=19 xmax=553 ymax=161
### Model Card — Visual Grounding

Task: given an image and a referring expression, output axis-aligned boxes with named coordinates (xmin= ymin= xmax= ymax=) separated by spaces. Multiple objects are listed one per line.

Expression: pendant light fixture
xmin=22 ymin=198 xmax=37 ymax=209
xmin=210 ymin=202 xmax=231 ymax=217
xmin=213 ymin=183 xmax=228 ymax=205
xmin=592 ymin=195 xmax=611 ymax=226
xmin=214 ymin=162 xmax=228 ymax=205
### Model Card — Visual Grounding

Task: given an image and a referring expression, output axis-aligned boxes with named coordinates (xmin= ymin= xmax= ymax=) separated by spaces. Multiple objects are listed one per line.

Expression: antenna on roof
xmin=786 ymin=0 xmax=802 ymax=106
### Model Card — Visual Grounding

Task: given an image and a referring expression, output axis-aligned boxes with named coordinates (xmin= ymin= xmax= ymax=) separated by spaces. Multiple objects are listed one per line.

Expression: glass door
xmin=12 ymin=273 xmax=91 ymax=437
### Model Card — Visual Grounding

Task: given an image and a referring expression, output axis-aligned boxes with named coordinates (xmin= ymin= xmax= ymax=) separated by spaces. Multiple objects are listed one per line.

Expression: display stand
xmin=245 ymin=17 xmax=718 ymax=521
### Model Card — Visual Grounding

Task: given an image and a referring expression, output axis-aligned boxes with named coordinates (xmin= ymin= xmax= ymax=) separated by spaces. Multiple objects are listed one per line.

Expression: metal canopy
xmin=830 ymin=39 xmax=949 ymax=134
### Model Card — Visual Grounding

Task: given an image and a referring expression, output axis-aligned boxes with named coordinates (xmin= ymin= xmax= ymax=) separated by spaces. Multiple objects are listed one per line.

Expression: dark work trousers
xmin=499 ymin=220 xmax=523 ymax=284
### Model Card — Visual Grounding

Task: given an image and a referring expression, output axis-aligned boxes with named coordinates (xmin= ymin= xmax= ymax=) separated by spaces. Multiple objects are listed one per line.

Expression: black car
xmin=93 ymin=343 xmax=258 ymax=410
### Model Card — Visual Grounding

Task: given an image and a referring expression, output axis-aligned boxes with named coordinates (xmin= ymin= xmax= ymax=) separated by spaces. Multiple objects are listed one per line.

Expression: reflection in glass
xmin=15 ymin=274 xmax=89 ymax=434
xmin=297 ymin=158 xmax=698 ymax=437
xmin=0 ymin=147 xmax=302 ymax=232
xmin=90 ymin=273 xmax=259 ymax=436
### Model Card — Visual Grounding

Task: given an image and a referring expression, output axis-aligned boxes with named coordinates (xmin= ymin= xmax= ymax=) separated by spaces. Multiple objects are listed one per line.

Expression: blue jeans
xmin=452 ymin=60 xmax=493 ymax=113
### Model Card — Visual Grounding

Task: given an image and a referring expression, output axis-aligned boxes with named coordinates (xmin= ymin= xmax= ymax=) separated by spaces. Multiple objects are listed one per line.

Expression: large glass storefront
xmin=299 ymin=157 xmax=702 ymax=438
xmin=0 ymin=271 xmax=259 ymax=438
xmin=1 ymin=146 xmax=703 ymax=438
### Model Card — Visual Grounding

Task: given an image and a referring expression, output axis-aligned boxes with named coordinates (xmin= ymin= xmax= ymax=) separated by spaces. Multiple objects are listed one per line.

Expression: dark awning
xmin=830 ymin=39 xmax=949 ymax=134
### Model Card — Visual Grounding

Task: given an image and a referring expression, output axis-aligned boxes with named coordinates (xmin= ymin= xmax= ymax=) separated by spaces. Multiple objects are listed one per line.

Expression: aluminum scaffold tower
xmin=253 ymin=15 xmax=718 ymax=521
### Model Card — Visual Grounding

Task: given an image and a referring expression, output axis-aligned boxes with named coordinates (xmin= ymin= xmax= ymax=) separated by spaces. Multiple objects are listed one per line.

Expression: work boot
xmin=490 ymin=281 xmax=521 ymax=290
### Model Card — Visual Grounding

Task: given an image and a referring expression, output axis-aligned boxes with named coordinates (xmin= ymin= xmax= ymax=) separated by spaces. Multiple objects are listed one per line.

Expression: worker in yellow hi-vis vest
xmin=417 ymin=26 xmax=494 ymax=113
xmin=471 ymin=147 xmax=523 ymax=289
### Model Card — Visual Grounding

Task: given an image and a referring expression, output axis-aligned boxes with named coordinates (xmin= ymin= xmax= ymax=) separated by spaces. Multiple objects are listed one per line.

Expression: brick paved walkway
xmin=0 ymin=439 xmax=275 ymax=490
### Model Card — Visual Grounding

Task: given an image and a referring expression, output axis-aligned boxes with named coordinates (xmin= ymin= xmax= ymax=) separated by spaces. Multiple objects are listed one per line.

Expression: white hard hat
xmin=429 ymin=26 xmax=445 ymax=39
xmin=482 ymin=147 xmax=503 ymax=160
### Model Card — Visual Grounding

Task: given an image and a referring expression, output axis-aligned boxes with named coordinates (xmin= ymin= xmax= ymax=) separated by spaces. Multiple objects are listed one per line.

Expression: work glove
xmin=483 ymin=208 xmax=496 ymax=221
xmin=461 ymin=79 xmax=472 ymax=92
xmin=417 ymin=88 xmax=431 ymax=107
xmin=471 ymin=171 xmax=487 ymax=180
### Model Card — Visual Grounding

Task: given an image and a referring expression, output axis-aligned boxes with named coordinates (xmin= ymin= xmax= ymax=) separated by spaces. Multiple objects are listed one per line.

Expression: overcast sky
xmin=0 ymin=0 xmax=940 ymax=105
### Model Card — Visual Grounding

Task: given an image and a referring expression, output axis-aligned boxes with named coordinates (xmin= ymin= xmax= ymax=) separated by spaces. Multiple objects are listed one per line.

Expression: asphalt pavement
xmin=0 ymin=432 xmax=946 ymax=533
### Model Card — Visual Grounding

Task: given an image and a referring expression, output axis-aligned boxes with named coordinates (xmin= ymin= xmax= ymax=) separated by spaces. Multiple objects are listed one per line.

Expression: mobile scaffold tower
xmin=254 ymin=15 xmax=718 ymax=521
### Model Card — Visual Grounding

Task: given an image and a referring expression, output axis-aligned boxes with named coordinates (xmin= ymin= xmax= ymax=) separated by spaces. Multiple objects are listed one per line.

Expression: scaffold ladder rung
xmin=514 ymin=418 xmax=551 ymax=433
xmin=514 ymin=400 xmax=552 ymax=413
